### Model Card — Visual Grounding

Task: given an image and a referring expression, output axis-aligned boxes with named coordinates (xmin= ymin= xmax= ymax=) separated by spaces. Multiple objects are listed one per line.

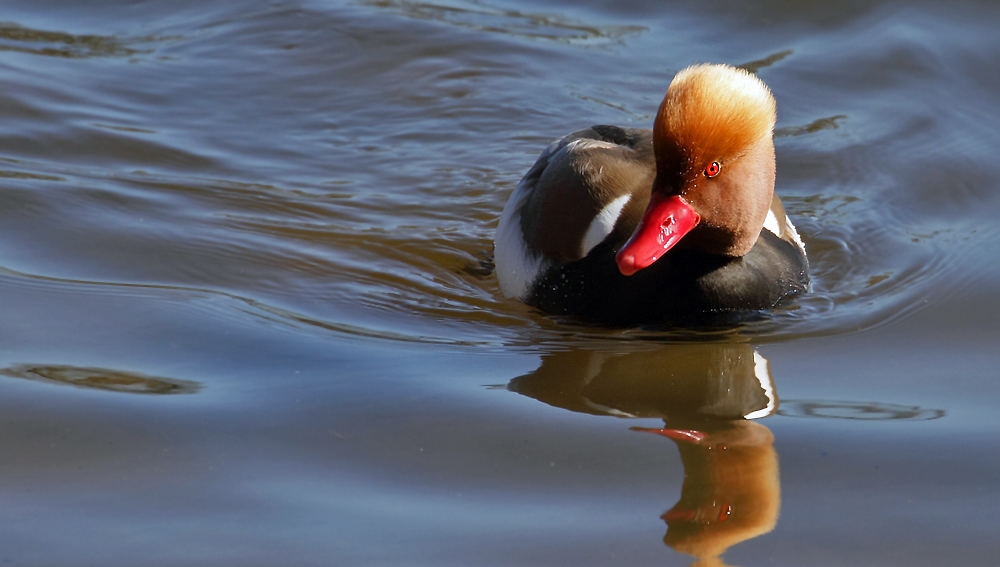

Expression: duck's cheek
xmin=615 ymin=193 xmax=700 ymax=276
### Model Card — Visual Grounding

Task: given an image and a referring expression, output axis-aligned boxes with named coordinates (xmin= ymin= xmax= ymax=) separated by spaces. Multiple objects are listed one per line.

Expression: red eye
xmin=704 ymin=161 xmax=721 ymax=177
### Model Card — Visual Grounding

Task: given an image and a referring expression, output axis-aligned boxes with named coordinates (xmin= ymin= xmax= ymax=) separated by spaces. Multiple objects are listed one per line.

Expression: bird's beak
xmin=615 ymin=193 xmax=700 ymax=276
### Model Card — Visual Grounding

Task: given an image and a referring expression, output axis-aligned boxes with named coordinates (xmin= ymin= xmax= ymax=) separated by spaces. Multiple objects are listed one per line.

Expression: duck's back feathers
xmin=495 ymin=126 xmax=655 ymax=300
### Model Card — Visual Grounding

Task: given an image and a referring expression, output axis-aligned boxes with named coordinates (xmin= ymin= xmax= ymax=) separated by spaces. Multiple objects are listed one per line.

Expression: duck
xmin=494 ymin=63 xmax=808 ymax=325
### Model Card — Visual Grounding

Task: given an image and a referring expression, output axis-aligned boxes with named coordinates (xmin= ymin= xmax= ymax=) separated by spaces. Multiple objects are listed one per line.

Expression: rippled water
xmin=2 ymin=0 xmax=999 ymax=565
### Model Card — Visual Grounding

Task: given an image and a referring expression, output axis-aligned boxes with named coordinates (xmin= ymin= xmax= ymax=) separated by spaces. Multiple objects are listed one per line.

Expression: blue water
xmin=1 ymin=0 xmax=998 ymax=565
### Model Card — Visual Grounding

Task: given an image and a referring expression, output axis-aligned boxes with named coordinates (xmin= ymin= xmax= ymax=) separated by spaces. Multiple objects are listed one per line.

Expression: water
xmin=1 ymin=0 xmax=998 ymax=565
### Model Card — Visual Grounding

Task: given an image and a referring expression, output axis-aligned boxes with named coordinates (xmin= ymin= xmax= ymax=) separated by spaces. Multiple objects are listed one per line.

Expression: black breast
xmin=527 ymin=230 xmax=809 ymax=327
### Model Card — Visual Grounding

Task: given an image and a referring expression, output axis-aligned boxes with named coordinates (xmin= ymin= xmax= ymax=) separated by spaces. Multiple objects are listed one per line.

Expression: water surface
xmin=1 ymin=0 xmax=998 ymax=565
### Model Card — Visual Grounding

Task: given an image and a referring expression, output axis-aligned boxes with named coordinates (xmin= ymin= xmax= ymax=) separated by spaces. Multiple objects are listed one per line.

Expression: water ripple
xmin=361 ymin=0 xmax=646 ymax=45
xmin=0 ymin=21 xmax=167 ymax=59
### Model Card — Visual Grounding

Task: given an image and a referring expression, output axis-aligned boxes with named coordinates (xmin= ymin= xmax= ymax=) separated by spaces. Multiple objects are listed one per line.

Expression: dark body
xmin=518 ymin=126 xmax=809 ymax=327
xmin=528 ymin=230 xmax=809 ymax=326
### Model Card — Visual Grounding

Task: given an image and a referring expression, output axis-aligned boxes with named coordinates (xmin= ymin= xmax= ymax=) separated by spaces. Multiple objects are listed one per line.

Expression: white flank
xmin=494 ymin=180 xmax=548 ymax=301
xmin=744 ymin=351 xmax=778 ymax=420
xmin=580 ymin=194 xmax=630 ymax=258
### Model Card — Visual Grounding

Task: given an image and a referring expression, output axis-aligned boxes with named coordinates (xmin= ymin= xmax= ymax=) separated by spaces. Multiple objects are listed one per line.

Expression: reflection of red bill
xmin=661 ymin=503 xmax=733 ymax=524
xmin=662 ymin=507 xmax=696 ymax=522
xmin=616 ymin=193 xmax=700 ymax=276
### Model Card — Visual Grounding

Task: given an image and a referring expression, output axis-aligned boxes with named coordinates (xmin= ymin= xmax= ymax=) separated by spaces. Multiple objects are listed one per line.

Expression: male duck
xmin=494 ymin=64 xmax=808 ymax=325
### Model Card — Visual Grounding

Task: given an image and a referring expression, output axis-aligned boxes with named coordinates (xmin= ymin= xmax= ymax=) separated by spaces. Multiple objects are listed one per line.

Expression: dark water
xmin=1 ymin=0 xmax=999 ymax=565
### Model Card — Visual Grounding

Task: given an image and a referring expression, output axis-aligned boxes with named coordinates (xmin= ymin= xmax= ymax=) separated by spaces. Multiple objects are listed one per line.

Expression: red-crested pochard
xmin=495 ymin=63 xmax=808 ymax=325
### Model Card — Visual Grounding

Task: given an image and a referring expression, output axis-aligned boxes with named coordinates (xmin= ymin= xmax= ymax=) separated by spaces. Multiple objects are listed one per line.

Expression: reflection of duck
xmin=505 ymin=343 xmax=781 ymax=566
xmin=635 ymin=420 xmax=779 ymax=567
xmin=495 ymin=64 xmax=808 ymax=325
xmin=506 ymin=343 xmax=775 ymax=421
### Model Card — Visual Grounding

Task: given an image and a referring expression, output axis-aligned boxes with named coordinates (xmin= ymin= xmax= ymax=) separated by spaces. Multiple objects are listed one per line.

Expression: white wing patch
xmin=580 ymin=194 xmax=631 ymax=258
xmin=494 ymin=180 xmax=548 ymax=301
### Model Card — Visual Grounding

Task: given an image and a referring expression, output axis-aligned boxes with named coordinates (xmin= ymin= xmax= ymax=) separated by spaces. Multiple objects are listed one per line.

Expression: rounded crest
xmin=654 ymin=64 xmax=776 ymax=167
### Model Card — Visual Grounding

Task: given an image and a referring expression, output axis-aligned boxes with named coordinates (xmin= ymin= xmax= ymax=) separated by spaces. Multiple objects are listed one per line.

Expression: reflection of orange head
xmin=647 ymin=420 xmax=780 ymax=561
